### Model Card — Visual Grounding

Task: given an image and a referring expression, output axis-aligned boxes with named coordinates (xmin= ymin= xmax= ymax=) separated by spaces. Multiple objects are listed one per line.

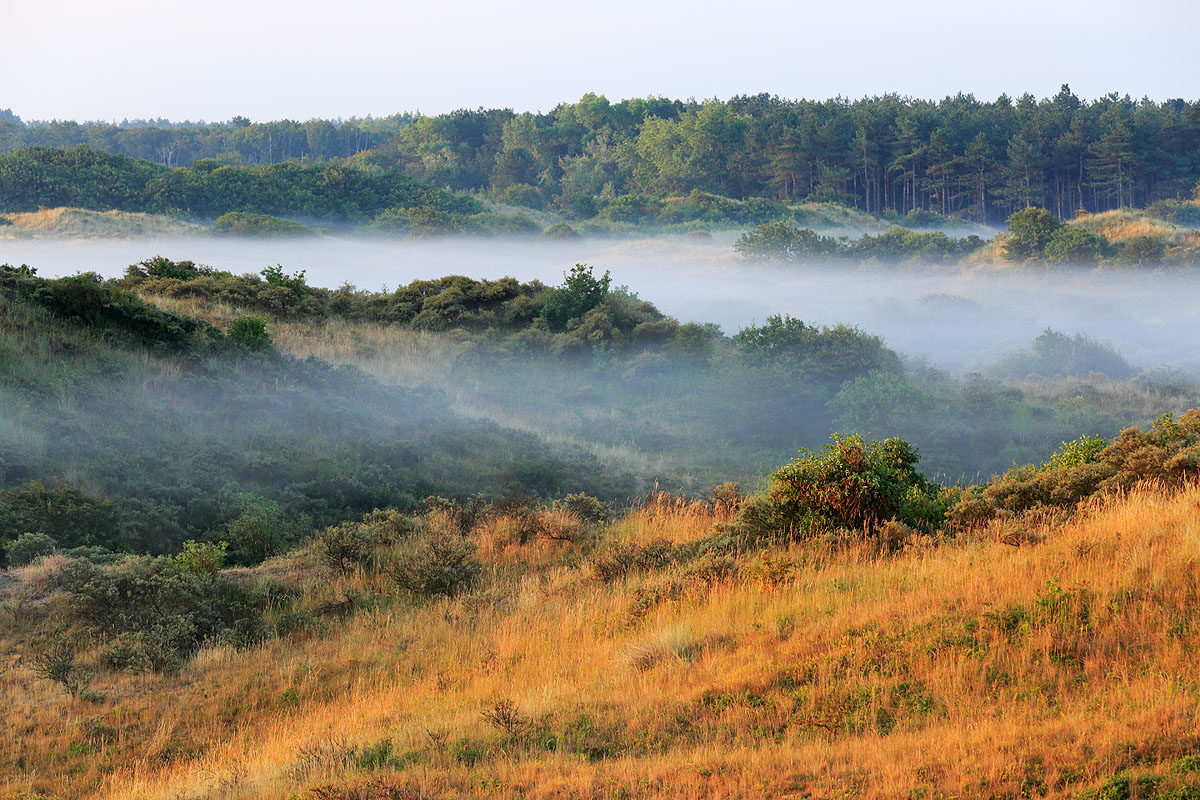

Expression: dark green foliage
xmin=1043 ymin=226 xmax=1108 ymax=263
xmin=222 ymin=495 xmax=307 ymax=565
xmin=7 ymin=270 xmax=223 ymax=354
xmin=406 ymin=206 xmax=463 ymax=237
xmin=386 ymin=537 xmax=481 ymax=597
xmin=1004 ymin=207 xmax=1062 ymax=260
xmin=769 ymin=434 xmax=945 ymax=534
xmin=0 ymin=145 xmax=480 ymax=220
xmin=227 ymin=316 xmax=271 ymax=350
xmin=590 ymin=540 xmax=676 ymax=582
xmin=1147 ymin=199 xmax=1200 ymax=228
xmin=27 ymin=635 xmax=91 ymax=697
xmin=0 ymin=482 xmax=122 ymax=559
xmin=60 ymin=555 xmax=265 ymax=671
xmin=260 ymin=265 xmax=308 ymax=294
xmin=313 ymin=521 xmax=379 ymax=574
xmin=5 ymin=531 xmax=57 ymax=566
xmin=212 ymin=211 xmax=315 ymax=237
xmin=733 ymin=315 xmax=902 ymax=386
xmin=129 ymin=255 xmax=210 ymax=281
xmin=735 ymin=222 xmax=984 ymax=264
xmin=1116 ymin=235 xmax=1167 ymax=265
xmin=554 ymin=493 xmax=611 ymax=523
xmin=540 ymin=264 xmax=611 ymax=331
xmin=990 ymin=329 xmax=1135 ymax=380
xmin=948 ymin=411 xmax=1200 ymax=526
xmin=734 ymin=222 xmax=841 ymax=261
xmin=852 ymin=227 xmax=985 ymax=263
xmin=4 ymin=91 xmax=1200 ymax=223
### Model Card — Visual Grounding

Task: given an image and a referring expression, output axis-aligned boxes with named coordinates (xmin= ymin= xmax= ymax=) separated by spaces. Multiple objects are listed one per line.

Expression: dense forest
xmin=4 ymin=87 xmax=1200 ymax=222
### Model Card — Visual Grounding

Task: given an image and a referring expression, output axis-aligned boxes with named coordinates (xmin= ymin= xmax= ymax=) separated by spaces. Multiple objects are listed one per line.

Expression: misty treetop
xmin=4 ymin=87 xmax=1200 ymax=222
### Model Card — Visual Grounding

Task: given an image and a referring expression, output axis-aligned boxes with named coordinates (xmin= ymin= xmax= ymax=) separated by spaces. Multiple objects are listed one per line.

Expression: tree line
xmin=0 ymin=145 xmax=479 ymax=220
xmin=3 ymin=87 xmax=1199 ymax=222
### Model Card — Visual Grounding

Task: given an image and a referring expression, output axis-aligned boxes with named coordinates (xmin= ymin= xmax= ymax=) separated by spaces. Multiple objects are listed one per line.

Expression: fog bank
xmin=6 ymin=235 xmax=1199 ymax=373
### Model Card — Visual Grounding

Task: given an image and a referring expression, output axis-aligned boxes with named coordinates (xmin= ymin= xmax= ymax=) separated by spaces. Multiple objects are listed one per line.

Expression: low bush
xmin=769 ymin=434 xmax=945 ymax=534
xmin=5 ymin=531 xmax=57 ymax=566
xmin=59 ymin=555 xmax=265 ymax=672
xmin=27 ymin=634 xmax=91 ymax=697
xmin=314 ymin=521 xmax=378 ymax=575
xmin=948 ymin=411 xmax=1200 ymax=526
xmin=175 ymin=540 xmax=227 ymax=575
xmin=386 ymin=537 xmax=480 ymax=597
xmin=228 ymin=316 xmax=272 ymax=350
xmin=212 ymin=212 xmax=316 ymax=237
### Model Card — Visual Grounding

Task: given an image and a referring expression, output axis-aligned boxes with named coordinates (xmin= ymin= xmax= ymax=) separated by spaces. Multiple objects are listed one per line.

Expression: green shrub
xmin=313 ymin=521 xmax=377 ymax=574
xmin=541 ymin=222 xmax=581 ymax=240
xmin=27 ymin=634 xmax=91 ymax=697
xmin=540 ymin=264 xmax=611 ymax=331
xmin=948 ymin=410 xmax=1200 ymax=526
xmin=175 ymin=540 xmax=227 ymax=575
xmin=359 ymin=508 xmax=415 ymax=543
xmin=590 ymin=540 xmax=675 ymax=581
xmin=5 ymin=531 xmax=57 ymax=566
xmin=61 ymin=555 xmax=264 ymax=671
xmin=222 ymin=495 xmax=306 ymax=565
xmin=228 ymin=316 xmax=271 ymax=350
xmin=386 ymin=537 xmax=480 ymax=597
xmin=212 ymin=212 xmax=315 ymax=237
xmin=554 ymin=493 xmax=611 ymax=523
xmin=989 ymin=329 xmax=1134 ymax=380
xmin=734 ymin=221 xmax=840 ymax=261
xmin=1044 ymin=225 xmax=1107 ymax=263
xmin=1004 ymin=207 xmax=1061 ymax=260
xmin=1116 ymin=235 xmax=1167 ymax=265
xmin=1040 ymin=435 xmax=1108 ymax=472
xmin=733 ymin=315 xmax=902 ymax=386
xmin=407 ymin=206 xmax=463 ymax=237
xmin=0 ymin=481 xmax=123 ymax=556
xmin=769 ymin=434 xmax=944 ymax=534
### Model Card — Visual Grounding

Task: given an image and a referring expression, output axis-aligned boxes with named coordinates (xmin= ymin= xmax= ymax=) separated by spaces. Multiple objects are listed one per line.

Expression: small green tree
xmin=540 ymin=264 xmax=611 ymax=331
xmin=260 ymin=264 xmax=308 ymax=293
xmin=222 ymin=496 xmax=303 ymax=565
xmin=1004 ymin=207 xmax=1061 ymax=260
xmin=313 ymin=522 xmax=377 ymax=575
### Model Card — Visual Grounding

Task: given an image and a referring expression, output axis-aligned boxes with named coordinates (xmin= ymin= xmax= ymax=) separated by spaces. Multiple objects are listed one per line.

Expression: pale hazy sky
xmin=4 ymin=0 xmax=1197 ymax=122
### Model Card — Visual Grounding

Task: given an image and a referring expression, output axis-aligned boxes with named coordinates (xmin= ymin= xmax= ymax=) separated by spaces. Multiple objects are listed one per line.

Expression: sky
xmin=3 ymin=0 xmax=1198 ymax=122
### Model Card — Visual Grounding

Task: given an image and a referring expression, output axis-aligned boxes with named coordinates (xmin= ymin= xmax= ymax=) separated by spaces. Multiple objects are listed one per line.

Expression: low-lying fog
xmin=6 ymin=235 xmax=1200 ymax=374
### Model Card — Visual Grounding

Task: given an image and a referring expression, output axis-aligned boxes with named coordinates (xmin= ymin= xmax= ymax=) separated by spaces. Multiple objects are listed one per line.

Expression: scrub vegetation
xmin=3 ymin=87 xmax=1200 ymax=796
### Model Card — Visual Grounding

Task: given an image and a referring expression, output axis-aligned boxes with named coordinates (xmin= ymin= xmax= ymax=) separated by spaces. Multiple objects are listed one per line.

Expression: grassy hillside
xmin=0 ymin=265 xmax=632 ymax=557
xmin=2 ymin=479 xmax=1198 ymax=800
xmin=0 ymin=207 xmax=207 ymax=238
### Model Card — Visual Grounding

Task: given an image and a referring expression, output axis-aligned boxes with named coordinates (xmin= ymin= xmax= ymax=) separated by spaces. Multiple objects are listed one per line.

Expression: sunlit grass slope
xmin=0 ymin=207 xmax=206 ymax=238
xmin=3 ymin=482 xmax=1199 ymax=800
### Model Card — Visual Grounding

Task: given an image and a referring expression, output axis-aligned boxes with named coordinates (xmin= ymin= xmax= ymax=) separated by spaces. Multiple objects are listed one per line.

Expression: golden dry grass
xmin=0 ymin=207 xmax=206 ymax=239
xmin=2 ymin=483 xmax=1199 ymax=799
xmin=1072 ymin=209 xmax=1186 ymax=244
